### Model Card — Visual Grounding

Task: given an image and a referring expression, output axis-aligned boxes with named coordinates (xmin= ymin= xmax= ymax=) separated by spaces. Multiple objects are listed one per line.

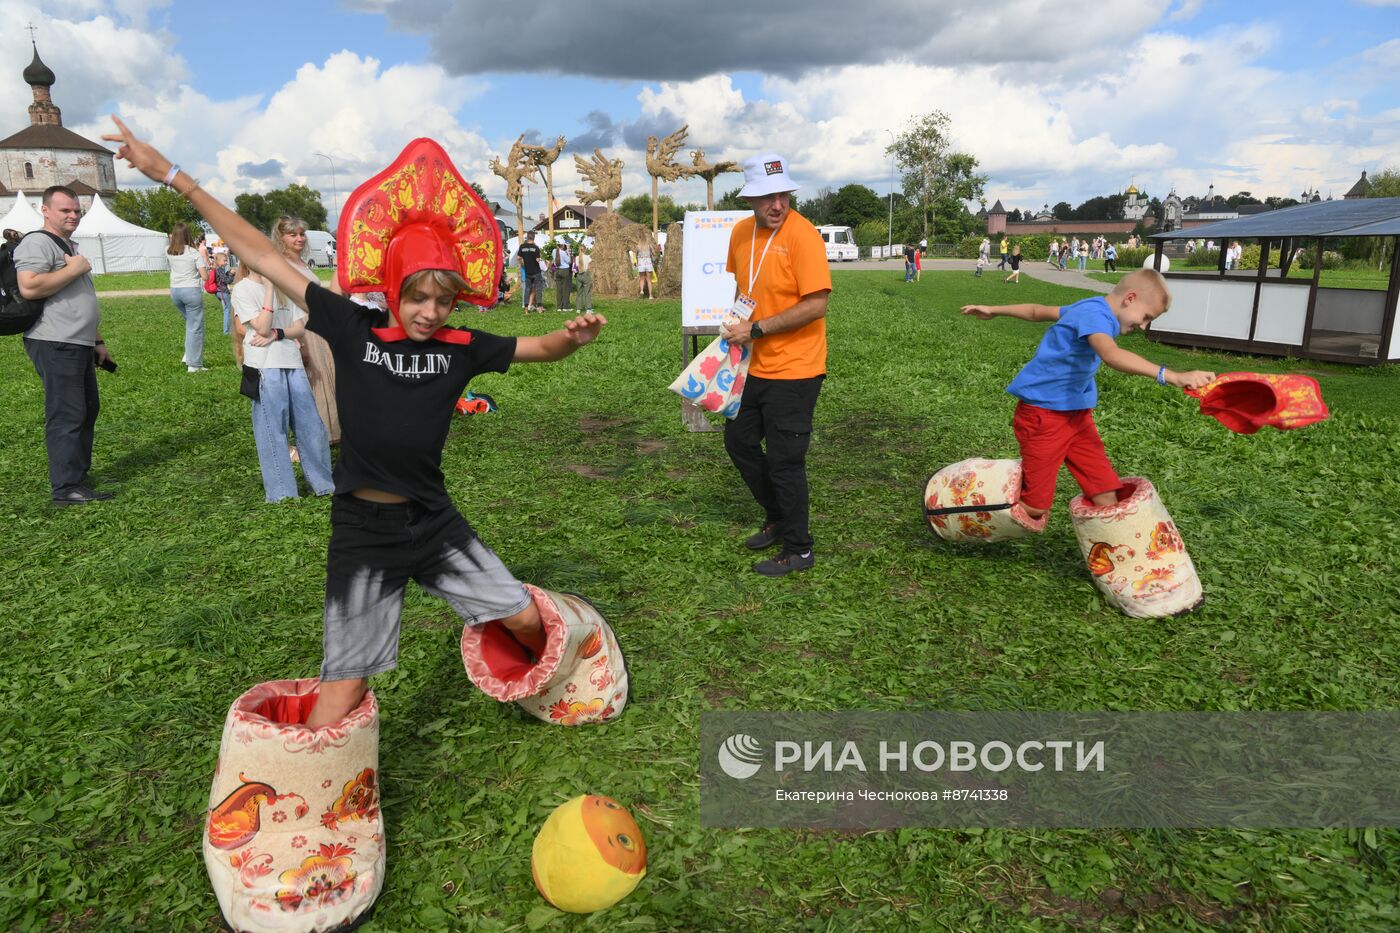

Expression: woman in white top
xmin=166 ymin=222 xmax=209 ymax=371
xmin=231 ymin=263 xmax=334 ymax=502
xmin=270 ymin=214 xmax=340 ymax=444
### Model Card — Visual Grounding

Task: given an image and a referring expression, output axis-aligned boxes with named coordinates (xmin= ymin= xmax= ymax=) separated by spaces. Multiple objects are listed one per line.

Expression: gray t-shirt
xmin=15 ymin=232 xmax=99 ymax=346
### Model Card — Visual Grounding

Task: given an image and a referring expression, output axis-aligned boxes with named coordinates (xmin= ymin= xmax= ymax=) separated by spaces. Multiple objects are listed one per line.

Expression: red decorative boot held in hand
xmin=203 ymin=679 xmax=385 ymax=932
xmin=462 ymin=584 xmax=628 ymax=725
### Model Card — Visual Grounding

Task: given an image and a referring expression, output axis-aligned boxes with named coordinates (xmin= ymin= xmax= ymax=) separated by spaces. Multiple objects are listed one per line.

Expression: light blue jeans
xmin=250 ymin=367 xmax=335 ymax=502
xmin=1077 ymin=255 xmax=1087 ymax=271
xmin=170 ymin=287 xmax=206 ymax=368
xmin=217 ymin=290 xmax=232 ymax=334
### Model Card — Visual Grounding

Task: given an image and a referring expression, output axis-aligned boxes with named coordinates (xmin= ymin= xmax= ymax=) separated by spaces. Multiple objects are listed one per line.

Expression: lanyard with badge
xmin=731 ymin=219 xmax=783 ymax=323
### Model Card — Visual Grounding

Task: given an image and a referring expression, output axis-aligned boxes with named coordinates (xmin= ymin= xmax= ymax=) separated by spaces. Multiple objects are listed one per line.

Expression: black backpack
xmin=0 ymin=230 xmax=73 ymax=336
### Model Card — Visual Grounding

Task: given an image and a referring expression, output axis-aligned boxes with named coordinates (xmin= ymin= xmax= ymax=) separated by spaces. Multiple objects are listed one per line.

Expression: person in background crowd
xmin=270 ymin=214 xmax=339 ymax=445
xmin=214 ymin=250 xmax=235 ymax=334
xmin=15 ymin=186 xmax=116 ymax=504
xmin=575 ymin=243 xmax=593 ymax=313
xmin=166 ymin=221 xmax=209 ymax=372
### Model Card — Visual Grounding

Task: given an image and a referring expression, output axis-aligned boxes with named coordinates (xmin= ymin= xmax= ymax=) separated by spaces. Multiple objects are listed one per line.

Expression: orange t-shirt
xmin=725 ymin=210 xmax=833 ymax=379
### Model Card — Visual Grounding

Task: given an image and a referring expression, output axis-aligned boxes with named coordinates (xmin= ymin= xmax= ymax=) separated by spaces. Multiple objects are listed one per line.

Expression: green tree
xmin=109 ymin=187 xmax=201 ymax=232
xmin=826 ymin=184 xmax=886 ymax=228
xmin=618 ymin=194 xmax=686 ymax=226
xmin=235 ymin=183 xmax=329 ymax=233
xmin=885 ymin=112 xmax=987 ymax=240
xmin=1072 ymin=194 xmax=1127 ymax=221
xmin=1052 ymin=201 xmax=1073 ymax=220
xmin=800 ymin=187 xmax=834 ymax=226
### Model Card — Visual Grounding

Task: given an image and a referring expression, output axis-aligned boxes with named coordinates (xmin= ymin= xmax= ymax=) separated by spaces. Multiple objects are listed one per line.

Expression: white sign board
xmin=682 ymin=210 xmax=750 ymax=327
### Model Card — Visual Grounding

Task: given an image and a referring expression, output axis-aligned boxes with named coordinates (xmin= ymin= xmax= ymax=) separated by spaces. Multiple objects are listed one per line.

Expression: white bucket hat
xmin=738 ymin=153 xmax=800 ymax=198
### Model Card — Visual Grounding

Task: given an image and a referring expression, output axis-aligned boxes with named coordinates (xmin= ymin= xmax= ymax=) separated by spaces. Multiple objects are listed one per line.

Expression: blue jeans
xmin=217 ymin=290 xmax=232 ymax=334
xmin=904 ymin=261 xmax=914 ymax=282
xmin=170 ymin=286 xmax=206 ymax=368
xmin=250 ymin=367 xmax=334 ymax=502
xmin=1077 ymin=256 xmax=1087 ymax=271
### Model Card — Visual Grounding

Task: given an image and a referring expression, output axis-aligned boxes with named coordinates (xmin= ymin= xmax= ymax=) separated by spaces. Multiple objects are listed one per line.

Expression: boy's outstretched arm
xmin=961 ymin=303 xmax=1061 ymax=322
xmin=1086 ymin=333 xmax=1215 ymax=389
xmin=513 ymin=312 xmax=608 ymax=363
xmin=102 ymin=116 xmax=314 ymax=312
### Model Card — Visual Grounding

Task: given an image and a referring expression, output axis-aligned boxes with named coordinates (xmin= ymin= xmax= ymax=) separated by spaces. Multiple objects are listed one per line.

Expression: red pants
xmin=1012 ymin=402 xmax=1121 ymax=510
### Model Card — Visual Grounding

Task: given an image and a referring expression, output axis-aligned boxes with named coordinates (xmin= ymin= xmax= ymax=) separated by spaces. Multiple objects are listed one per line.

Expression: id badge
xmin=727 ymin=293 xmax=757 ymax=323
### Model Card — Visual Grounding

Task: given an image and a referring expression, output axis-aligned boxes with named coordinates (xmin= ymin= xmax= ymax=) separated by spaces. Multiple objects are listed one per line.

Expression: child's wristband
xmin=163 ymin=164 xmax=181 ymax=186
xmin=1156 ymin=365 xmax=1167 ymax=385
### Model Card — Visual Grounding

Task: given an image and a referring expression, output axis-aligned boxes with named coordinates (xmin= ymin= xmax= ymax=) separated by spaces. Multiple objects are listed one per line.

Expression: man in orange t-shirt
xmin=720 ymin=153 xmax=833 ymax=577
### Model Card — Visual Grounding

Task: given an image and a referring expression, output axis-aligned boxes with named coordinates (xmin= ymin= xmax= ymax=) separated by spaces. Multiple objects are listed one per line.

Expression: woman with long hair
xmin=167 ymin=221 xmax=209 ymax=371
xmin=269 ymin=214 xmax=340 ymax=444
xmin=231 ymin=261 xmax=334 ymax=502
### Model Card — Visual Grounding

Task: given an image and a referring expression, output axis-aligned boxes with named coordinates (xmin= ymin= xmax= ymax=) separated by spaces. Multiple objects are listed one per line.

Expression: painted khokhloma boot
xmin=1069 ymin=476 xmax=1205 ymax=618
xmin=203 ymin=679 xmax=384 ymax=932
xmin=462 ymin=584 xmax=628 ymax=725
xmin=923 ymin=458 xmax=1046 ymax=543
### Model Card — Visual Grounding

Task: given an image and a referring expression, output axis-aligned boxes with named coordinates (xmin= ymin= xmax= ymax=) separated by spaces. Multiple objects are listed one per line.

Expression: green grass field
xmin=2 ymin=272 xmax=1397 ymax=931
xmin=1086 ymin=267 xmax=1392 ymax=291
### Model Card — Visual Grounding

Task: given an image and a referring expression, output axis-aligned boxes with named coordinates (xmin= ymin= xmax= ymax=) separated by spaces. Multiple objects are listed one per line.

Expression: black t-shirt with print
xmin=305 ymin=283 xmax=516 ymax=509
xmin=517 ymin=243 xmax=542 ymax=276
xmin=903 ymin=245 xmax=916 ymax=262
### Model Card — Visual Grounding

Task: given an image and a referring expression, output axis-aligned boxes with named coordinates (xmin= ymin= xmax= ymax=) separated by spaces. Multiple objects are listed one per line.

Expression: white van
xmin=818 ymin=225 xmax=859 ymax=262
xmin=304 ymin=230 xmax=336 ymax=268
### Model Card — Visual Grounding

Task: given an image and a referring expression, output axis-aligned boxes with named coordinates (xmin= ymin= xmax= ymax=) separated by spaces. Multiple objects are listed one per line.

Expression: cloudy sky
xmin=3 ymin=0 xmax=1398 ymax=226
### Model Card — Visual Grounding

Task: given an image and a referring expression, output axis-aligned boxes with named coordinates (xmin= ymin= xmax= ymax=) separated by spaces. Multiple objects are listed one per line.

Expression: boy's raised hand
xmin=1170 ymin=369 xmax=1217 ymax=391
xmin=562 ymin=311 xmax=608 ymax=346
xmin=101 ymin=116 xmax=174 ymax=185
xmin=960 ymin=305 xmax=996 ymax=320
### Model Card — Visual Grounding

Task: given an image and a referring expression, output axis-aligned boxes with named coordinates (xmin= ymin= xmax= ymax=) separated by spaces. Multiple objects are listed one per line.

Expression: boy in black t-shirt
xmin=106 ymin=120 xmax=612 ymax=729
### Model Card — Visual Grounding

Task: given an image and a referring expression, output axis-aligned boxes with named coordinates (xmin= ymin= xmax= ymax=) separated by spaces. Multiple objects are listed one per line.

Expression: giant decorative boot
xmin=462 ymin=584 xmax=628 ymax=725
xmin=203 ymin=679 xmax=385 ymax=932
xmin=1069 ymin=477 xmax=1205 ymax=618
xmin=923 ymin=458 xmax=1046 ymax=543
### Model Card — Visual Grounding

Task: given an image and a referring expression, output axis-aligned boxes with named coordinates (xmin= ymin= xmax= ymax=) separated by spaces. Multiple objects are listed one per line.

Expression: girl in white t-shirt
xmin=231 ymin=264 xmax=334 ymax=502
xmin=167 ymin=222 xmax=209 ymax=371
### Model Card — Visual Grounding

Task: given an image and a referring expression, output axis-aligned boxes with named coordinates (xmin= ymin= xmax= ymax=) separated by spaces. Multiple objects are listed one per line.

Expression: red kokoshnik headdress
xmin=336 ymin=138 xmax=502 ymax=344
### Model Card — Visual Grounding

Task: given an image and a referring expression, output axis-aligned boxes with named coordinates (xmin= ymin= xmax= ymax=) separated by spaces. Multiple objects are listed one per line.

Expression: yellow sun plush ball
xmin=531 ymin=795 xmax=647 ymax=913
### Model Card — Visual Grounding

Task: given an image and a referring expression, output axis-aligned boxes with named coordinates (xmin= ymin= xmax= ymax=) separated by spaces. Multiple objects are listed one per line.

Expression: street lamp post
xmin=314 ymin=152 xmax=338 ymax=226
xmin=885 ymin=129 xmax=896 ymax=251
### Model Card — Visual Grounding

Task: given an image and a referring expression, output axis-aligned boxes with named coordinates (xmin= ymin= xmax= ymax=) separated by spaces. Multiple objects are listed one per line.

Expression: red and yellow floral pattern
xmin=924 ymin=458 xmax=1046 ymax=543
xmin=463 ymin=587 xmax=628 ymax=726
xmin=1070 ymin=478 xmax=1204 ymax=618
xmin=1185 ymin=371 xmax=1329 ymax=434
xmin=336 ymin=137 xmax=502 ymax=309
xmin=203 ymin=679 xmax=385 ymax=932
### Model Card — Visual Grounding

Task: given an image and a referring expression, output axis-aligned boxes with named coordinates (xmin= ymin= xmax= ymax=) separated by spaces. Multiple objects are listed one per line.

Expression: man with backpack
xmin=13 ymin=186 xmax=114 ymax=505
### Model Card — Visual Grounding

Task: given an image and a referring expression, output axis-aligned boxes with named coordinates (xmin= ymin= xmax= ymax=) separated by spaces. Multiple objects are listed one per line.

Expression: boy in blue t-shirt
xmin=961 ymin=269 xmax=1215 ymax=519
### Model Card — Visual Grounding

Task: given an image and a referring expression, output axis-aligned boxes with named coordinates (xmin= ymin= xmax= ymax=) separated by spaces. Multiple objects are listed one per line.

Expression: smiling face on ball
xmin=580 ymin=795 xmax=646 ymax=874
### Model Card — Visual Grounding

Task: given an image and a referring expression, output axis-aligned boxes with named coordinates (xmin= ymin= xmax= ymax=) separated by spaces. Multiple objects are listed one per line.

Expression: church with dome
xmin=0 ymin=41 xmax=117 ymax=213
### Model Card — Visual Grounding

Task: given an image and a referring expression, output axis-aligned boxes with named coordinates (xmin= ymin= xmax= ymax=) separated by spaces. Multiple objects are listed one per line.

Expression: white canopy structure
xmin=0 ymin=190 xmax=44 ymax=234
xmin=73 ymin=195 xmax=169 ymax=274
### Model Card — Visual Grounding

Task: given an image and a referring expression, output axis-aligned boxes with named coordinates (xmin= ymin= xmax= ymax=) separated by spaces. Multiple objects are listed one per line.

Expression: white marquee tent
xmin=0 ymin=190 xmax=43 ymax=234
xmin=73 ymin=195 xmax=169 ymax=274
xmin=1 ymin=192 xmax=169 ymax=274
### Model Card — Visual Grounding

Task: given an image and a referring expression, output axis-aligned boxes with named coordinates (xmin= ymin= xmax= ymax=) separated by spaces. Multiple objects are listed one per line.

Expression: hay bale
xmin=656 ymin=221 xmax=684 ymax=299
xmin=586 ymin=211 xmax=637 ymax=298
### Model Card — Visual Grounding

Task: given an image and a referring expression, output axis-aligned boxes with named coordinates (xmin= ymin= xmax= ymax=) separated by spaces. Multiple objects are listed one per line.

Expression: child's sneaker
xmin=753 ymin=550 xmax=814 ymax=577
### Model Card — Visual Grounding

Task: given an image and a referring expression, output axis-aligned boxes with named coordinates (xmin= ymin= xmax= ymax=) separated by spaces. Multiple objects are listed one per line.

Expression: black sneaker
xmin=744 ymin=521 xmax=781 ymax=550
xmin=753 ymin=550 xmax=815 ymax=577
xmin=52 ymin=485 xmax=115 ymax=506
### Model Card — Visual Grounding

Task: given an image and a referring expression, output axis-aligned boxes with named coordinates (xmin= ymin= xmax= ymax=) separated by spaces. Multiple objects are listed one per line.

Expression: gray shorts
xmin=321 ymin=495 xmax=531 ymax=681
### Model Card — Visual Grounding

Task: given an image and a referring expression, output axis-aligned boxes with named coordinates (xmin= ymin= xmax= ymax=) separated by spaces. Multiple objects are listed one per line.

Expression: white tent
xmin=73 ymin=195 xmax=170 ymax=273
xmin=0 ymin=191 xmax=44 ymax=234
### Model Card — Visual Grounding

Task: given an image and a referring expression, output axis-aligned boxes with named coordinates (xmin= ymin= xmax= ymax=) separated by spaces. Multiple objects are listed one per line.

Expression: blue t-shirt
xmin=1006 ymin=296 xmax=1121 ymax=410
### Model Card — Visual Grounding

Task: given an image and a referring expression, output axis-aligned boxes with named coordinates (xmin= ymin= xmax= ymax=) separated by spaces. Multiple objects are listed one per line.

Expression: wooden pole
xmin=652 ymin=176 xmax=659 ymax=236
xmin=546 ymin=164 xmax=556 ymax=237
